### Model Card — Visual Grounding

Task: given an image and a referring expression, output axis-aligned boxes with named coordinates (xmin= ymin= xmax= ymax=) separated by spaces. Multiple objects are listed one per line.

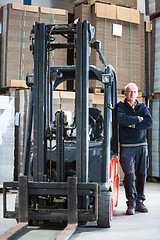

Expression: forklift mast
xmin=24 ymin=20 xmax=118 ymax=184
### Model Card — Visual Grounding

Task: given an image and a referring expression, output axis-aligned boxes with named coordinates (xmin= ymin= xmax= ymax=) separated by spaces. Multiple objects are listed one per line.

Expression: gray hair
xmin=125 ymin=83 xmax=138 ymax=92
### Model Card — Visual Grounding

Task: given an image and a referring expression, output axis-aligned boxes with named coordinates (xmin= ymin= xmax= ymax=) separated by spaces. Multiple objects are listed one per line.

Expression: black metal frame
xmin=3 ymin=177 xmax=98 ymax=223
xmin=3 ymin=21 xmax=118 ymax=227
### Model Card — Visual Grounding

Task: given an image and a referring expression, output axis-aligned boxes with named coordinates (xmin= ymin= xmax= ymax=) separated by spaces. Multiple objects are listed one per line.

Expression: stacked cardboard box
xmin=0 ymin=3 xmax=68 ymax=89
xmin=145 ymin=0 xmax=160 ymax=16
xmin=0 ymin=4 xmax=39 ymax=89
xmin=74 ymin=3 xmax=144 ymax=91
xmin=148 ymin=99 xmax=160 ymax=178
xmin=39 ymin=7 xmax=68 ymax=90
xmin=70 ymin=0 xmax=137 ymax=9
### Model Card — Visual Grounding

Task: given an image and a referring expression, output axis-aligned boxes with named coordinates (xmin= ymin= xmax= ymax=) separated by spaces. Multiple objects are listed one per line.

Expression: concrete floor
xmin=0 ymin=181 xmax=160 ymax=240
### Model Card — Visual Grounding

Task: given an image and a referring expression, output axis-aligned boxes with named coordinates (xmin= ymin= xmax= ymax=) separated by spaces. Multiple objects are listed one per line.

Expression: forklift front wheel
xmin=97 ymin=191 xmax=113 ymax=228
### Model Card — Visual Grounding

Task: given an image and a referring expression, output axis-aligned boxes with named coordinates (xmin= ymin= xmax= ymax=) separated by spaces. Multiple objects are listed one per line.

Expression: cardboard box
xmin=59 ymin=91 xmax=75 ymax=99
xmin=94 ymin=3 xmax=116 ymax=20
xmin=12 ymin=3 xmax=38 ymax=12
xmin=92 ymin=93 xmax=104 ymax=104
xmin=0 ymin=3 xmax=68 ymax=89
xmin=94 ymin=3 xmax=140 ymax=24
xmin=10 ymin=80 xmax=28 ymax=88
xmin=0 ymin=3 xmax=39 ymax=88
xmin=40 ymin=6 xmax=67 ymax=15
xmin=39 ymin=6 xmax=68 ymax=91
xmin=116 ymin=6 xmax=140 ymax=24
xmin=146 ymin=21 xmax=152 ymax=32
xmin=74 ymin=3 xmax=144 ymax=91
xmin=71 ymin=0 xmax=137 ymax=9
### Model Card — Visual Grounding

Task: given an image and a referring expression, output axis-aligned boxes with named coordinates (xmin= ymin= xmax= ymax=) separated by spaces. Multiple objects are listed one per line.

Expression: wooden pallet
xmin=150 ymin=11 xmax=160 ymax=21
xmin=0 ymin=86 xmax=29 ymax=96
xmin=0 ymin=80 xmax=30 ymax=96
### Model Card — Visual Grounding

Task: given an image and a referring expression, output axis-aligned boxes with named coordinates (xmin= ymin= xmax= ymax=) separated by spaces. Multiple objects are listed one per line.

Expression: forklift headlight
xmin=102 ymin=74 xmax=111 ymax=84
xmin=26 ymin=74 xmax=34 ymax=87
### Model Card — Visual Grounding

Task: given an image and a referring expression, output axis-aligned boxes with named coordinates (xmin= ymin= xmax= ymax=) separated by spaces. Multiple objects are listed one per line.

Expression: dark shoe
xmin=126 ymin=206 xmax=135 ymax=215
xmin=135 ymin=202 xmax=148 ymax=213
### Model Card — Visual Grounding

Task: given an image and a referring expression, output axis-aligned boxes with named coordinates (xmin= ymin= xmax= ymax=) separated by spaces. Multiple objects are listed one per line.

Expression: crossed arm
xmin=117 ymin=104 xmax=153 ymax=130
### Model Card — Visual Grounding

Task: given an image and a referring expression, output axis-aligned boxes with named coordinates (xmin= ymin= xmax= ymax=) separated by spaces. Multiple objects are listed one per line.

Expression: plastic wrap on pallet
xmin=14 ymin=89 xmax=30 ymax=179
xmin=148 ymin=99 xmax=160 ymax=178
xmin=154 ymin=18 xmax=160 ymax=92
xmin=151 ymin=100 xmax=159 ymax=176
xmin=0 ymin=96 xmax=15 ymax=185
xmin=145 ymin=0 xmax=160 ymax=16
xmin=150 ymin=17 xmax=160 ymax=94
xmin=149 ymin=0 xmax=156 ymax=15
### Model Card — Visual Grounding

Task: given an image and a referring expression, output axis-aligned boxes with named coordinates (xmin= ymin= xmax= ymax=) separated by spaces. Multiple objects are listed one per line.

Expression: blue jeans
xmin=120 ymin=145 xmax=149 ymax=207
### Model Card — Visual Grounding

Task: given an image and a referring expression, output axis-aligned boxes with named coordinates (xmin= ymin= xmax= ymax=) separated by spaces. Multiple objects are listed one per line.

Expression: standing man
xmin=116 ymin=83 xmax=153 ymax=215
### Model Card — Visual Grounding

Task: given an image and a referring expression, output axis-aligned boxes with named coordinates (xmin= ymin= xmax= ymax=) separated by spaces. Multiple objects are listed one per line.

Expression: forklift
xmin=3 ymin=20 xmax=119 ymax=235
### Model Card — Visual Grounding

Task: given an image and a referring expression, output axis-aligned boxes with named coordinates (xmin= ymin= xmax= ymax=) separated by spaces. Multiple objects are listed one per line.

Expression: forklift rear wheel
xmin=97 ymin=191 xmax=113 ymax=228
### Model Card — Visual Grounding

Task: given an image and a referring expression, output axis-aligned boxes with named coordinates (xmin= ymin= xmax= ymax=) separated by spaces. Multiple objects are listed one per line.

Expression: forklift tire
xmin=97 ymin=191 xmax=113 ymax=228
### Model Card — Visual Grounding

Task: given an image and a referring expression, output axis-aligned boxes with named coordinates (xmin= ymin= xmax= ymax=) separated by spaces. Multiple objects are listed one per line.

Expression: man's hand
xmin=128 ymin=124 xmax=135 ymax=128
xmin=128 ymin=116 xmax=144 ymax=128
xmin=138 ymin=116 xmax=144 ymax=122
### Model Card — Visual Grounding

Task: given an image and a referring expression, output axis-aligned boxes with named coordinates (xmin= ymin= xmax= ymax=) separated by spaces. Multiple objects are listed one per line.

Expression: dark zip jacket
xmin=116 ymin=98 xmax=153 ymax=145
